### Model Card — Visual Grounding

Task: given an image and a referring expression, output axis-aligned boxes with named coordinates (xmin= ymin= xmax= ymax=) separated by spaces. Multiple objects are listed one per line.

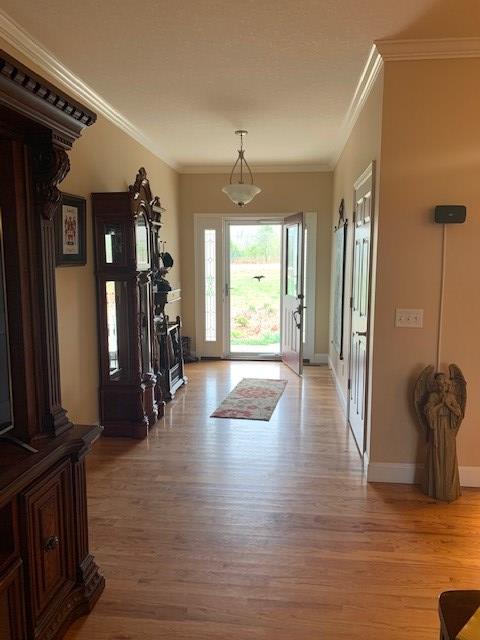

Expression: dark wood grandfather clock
xmin=92 ymin=168 xmax=164 ymax=438
xmin=0 ymin=50 xmax=104 ymax=639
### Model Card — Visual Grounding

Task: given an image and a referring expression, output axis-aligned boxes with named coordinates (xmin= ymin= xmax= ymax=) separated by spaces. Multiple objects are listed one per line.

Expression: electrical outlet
xmin=395 ymin=308 xmax=423 ymax=328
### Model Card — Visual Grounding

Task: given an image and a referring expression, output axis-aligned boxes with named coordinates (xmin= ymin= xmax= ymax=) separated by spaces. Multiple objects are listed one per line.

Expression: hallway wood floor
xmin=67 ymin=361 xmax=480 ymax=640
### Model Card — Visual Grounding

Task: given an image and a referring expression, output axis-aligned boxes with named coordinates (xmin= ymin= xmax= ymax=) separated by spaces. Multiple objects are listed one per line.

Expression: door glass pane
xmin=139 ymin=284 xmax=150 ymax=372
xmin=106 ymin=281 xmax=128 ymax=377
xmin=229 ymin=224 xmax=281 ymax=354
xmin=104 ymin=223 xmax=123 ymax=264
xmin=204 ymin=229 xmax=216 ymax=342
xmin=135 ymin=215 xmax=149 ymax=270
xmin=286 ymin=225 xmax=298 ymax=296
xmin=303 ymin=227 xmax=307 ymax=342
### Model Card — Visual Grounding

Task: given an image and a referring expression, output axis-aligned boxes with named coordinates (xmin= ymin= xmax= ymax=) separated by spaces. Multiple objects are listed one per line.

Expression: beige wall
xmin=329 ymin=69 xmax=384 ymax=425
xmin=370 ymin=58 xmax=480 ymax=468
xmin=179 ymin=172 xmax=333 ymax=354
xmin=0 ymin=36 xmax=181 ymax=426
xmin=58 ymin=117 xmax=180 ymax=425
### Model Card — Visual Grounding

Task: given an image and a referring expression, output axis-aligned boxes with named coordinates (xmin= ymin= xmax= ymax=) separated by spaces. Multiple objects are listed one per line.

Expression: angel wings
xmin=414 ymin=364 xmax=467 ymax=441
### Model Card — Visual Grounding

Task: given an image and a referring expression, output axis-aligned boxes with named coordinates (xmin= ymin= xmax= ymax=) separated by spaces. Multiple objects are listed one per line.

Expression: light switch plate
xmin=395 ymin=308 xmax=423 ymax=328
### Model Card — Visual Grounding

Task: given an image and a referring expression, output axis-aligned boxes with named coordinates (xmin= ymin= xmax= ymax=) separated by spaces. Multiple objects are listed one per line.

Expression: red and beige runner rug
xmin=211 ymin=378 xmax=287 ymax=421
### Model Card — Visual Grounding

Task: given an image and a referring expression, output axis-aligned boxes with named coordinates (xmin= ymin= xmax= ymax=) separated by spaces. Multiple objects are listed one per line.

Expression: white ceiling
xmin=0 ymin=0 xmax=437 ymax=171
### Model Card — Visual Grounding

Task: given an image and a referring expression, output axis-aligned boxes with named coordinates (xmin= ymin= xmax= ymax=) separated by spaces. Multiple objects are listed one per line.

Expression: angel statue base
xmin=414 ymin=365 xmax=467 ymax=502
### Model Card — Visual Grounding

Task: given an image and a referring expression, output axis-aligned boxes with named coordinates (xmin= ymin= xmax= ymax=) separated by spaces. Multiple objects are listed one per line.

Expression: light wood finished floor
xmin=67 ymin=361 xmax=480 ymax=640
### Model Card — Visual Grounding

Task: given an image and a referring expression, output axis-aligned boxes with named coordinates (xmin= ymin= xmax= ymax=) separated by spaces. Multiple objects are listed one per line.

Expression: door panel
xmin=281 ymin=213 xmax=304 ymax=375
xmin=348 ymin=164 xmax=374 ymax=453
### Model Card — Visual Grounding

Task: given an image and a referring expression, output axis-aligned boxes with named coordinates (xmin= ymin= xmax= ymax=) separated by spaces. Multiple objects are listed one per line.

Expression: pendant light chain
xmin=222 ymin=129 xmax=261 ymax=206
xmin=228 ymin=130 xmax=254 ymax=186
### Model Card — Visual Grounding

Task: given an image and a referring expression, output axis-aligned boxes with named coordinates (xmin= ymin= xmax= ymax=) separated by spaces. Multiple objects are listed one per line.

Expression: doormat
xmin=211 ymin=378 xmax=287 ymax=421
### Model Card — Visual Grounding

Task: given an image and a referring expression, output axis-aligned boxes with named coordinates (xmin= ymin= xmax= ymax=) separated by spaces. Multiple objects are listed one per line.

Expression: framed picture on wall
xmin=55 ymin=193 xmax=87 ymax=266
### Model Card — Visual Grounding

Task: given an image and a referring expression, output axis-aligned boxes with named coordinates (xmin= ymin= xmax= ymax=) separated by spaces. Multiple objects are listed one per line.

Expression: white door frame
xmin=194 ymin=212 xmax=317 ymax=361
xmin=303 ymin=212 xmax=317 ymax=364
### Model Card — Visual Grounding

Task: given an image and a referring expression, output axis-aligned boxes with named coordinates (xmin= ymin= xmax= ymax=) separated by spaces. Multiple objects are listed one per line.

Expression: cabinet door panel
xmin=0 ymin=560 xmax=26 ymax=640
xmin=22 ymin=460 xmax=75 ymax=620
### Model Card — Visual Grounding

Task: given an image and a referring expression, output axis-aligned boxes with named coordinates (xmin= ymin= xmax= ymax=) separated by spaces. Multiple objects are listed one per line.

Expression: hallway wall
xmin=329 ymin=69 xmax=384 ymax=428
xmin=58 ymin=117 xmax=180 ymax=425
xmin=179 ymin=172 xmax=333 ymax=356
xmin=370 ymin=57 xmax=480 ymax=472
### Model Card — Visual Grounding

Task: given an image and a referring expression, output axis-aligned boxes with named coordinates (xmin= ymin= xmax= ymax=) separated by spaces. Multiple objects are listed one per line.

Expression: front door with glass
xmin=194 ymin=214 xmax=313 ymax=364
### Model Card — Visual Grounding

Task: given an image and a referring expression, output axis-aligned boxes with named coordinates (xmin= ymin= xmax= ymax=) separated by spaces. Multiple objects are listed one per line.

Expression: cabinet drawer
xmin=22 ymin=460 xmax=75 ymax=620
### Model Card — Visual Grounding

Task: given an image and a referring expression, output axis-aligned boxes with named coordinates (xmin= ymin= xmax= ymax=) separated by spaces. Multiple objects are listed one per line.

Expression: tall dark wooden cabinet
xmin=92 ymin=169 xmax=165 ymax=438
xmin=0 ymin=51 xmax=104 ymax=639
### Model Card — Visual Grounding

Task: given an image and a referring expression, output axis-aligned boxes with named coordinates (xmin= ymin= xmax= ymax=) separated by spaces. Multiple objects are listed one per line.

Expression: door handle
xmin=355 ymin=330 xmax=368 ymax=337
xmin=44 ymin=535 xmax=60 ymax=552
xmin=293 ymin=310 xmax=302 ymax=329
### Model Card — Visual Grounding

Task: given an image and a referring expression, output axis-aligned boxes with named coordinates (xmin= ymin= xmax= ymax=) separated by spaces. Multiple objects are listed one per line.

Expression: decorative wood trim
xmin=375 ymin=37 xmax=480 ymax=61
xmin=0 ymin=49 xmax=95 ymax=149
xmin=0 ymin=9 xmax=177 ymax=167
xmin=129 ymin=167 xmax=165 ymax=223
xmin=30 ymin=139 xmax=72 ymax=436
xmin=32 ymin=143 xmax=70 ymax=221
xmin=0 ymin=50 xmax=95 ymax=126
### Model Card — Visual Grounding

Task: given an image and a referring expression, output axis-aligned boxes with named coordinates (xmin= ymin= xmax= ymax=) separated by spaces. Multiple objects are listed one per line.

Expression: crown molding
xmin=332 ymin=45 xmax=383 ymax=167
xmin=179 ymin=162 xmax=332 ymax=175
xmin=0 ymin=9 xmax=178 ymax=169
xmin=375 ymin=37 xmax=480 ymax=61
xmin=332 ymin=37 xmax=480 ymax=169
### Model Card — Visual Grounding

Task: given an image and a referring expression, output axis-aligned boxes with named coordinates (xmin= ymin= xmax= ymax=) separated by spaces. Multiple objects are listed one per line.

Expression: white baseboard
xmin=328 ymin=356 xmax=347 ymax=416
xmin=367 ymin=462 xmax=422 ymax=484
xmin=367 ymin=462 xmax=480 ymax=488
xmin=459 ymin=467 xmax=480 ymax=488
xmin=308 ymin=353 xmax=329 ymax=365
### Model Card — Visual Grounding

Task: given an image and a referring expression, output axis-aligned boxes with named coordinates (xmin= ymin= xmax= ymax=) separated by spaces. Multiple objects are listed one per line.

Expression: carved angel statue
xmin=414 ymin=365 xmax=467 ymax=502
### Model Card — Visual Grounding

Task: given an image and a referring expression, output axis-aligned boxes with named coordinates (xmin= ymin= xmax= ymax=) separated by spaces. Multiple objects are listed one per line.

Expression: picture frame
xmin=55 ymin=193 xmax=86 ymax=266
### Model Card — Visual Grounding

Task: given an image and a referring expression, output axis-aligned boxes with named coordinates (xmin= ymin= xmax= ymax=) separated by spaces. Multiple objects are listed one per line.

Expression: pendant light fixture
xmin=222 ymin=130 xmax=261 ymax=207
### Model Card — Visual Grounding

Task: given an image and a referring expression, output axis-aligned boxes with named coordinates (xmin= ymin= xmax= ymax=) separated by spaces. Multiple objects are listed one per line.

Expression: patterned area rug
xmin=211 ymin=378 xmax=287 ymax=421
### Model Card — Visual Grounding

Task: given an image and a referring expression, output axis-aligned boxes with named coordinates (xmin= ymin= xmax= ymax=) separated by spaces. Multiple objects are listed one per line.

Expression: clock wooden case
xmin=92 ymin=169 xmax=165 ymax=438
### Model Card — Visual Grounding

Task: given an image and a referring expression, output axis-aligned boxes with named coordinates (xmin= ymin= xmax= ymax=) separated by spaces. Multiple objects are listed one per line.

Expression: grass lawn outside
xmin=230 ymin=262 xmax=280 ymax=347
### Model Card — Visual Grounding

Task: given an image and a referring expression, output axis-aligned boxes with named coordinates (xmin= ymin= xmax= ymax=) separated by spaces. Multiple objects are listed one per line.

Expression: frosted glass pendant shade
xmin=222 ymin=183 xmax=261 ymax=207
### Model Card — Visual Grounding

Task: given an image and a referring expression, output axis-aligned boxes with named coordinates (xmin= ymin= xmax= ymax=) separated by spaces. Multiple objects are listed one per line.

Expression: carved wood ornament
xmin=32 ymin=144 xmax=71 ymax=220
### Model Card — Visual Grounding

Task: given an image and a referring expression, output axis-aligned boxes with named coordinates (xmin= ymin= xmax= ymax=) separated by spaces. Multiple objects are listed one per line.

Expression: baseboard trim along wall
xmin=309 ymin=353 xmax=329 ymax=365
xmin=367 ymin=462 xmax=480 ymax=488
xmin=328 ymin=356 xmax=347 ymax=416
